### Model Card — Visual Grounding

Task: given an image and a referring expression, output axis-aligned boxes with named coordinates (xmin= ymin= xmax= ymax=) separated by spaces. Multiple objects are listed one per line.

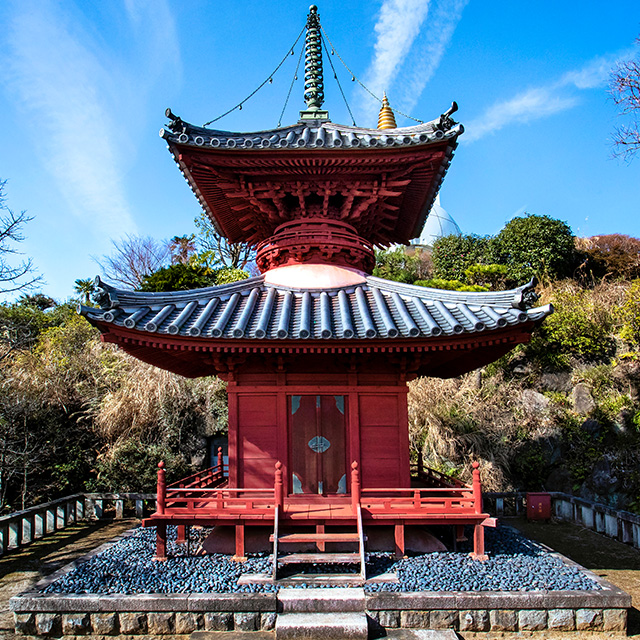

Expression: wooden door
xmin=289 ymin=395 xmax=347 ymax=495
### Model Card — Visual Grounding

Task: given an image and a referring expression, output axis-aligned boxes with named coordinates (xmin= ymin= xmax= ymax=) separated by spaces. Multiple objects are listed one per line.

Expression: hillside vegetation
xmin=1 ymin=214 xmax=639 ymax=513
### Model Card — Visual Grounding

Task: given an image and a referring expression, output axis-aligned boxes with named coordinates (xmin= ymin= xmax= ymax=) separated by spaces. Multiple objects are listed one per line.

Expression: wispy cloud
xmin=356 ymin=0 xmax=467 ymax=125
xmin=3 ymin=0 xmax=180 ymax=239
xmin=464 ymin=49 xmax=635 ymax=143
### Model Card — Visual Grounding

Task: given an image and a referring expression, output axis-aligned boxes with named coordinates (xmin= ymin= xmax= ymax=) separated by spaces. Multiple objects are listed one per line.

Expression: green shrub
xmin=431 ymin=234 xmax=494 ymax=281
xmin=373 ymin=247 xmax=419 ymax=283
xmin=414 ymin=278 xmax=488 ymax=292
xmin=528 ymin=289 xmax=615 ymax=366
xmin=464 ymin=263 xmax=512 ymax=290
xmin=494 ymin=214 xmax=576 ymax=283
xmin=619 ymin=280 xmax=640 ymax=347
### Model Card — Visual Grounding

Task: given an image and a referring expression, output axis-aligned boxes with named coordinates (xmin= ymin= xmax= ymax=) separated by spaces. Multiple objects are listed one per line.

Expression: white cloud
xmin=356 ymin=0 xmax=468 ymax=125
xmin=465 ymin=49 xmax=636 ymax=143
xmin=357 ymin=0 xmax=431 ymax=123
xmin=464 ymin=87 xmax=577 ymax=143
xmin=3 ymin=0 xmax=180 ymax=239
xmin=398 ymin=0 xmax=469 ymax=114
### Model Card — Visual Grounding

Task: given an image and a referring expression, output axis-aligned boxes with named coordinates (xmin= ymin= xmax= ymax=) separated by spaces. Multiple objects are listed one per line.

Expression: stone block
xmin=175 ymin=612 xmax=202 ymax=634
xmin=377 ymin=610 xmax=400 ymax=628
xmin=576 ymin=608 xmax=603 ymax=631
xmin=147 ymin=612 xmax=174 ymax=635
xmin=261 ymin=612 xmax=277 ymax=631
xmin=459 ymin=609 xmax=489 ymax=632
xmin=603 ymin=608 xmax=627 ymax=632
xmin=119 ymin=612 xmax=147 ymax=634
xmin=14 ymin=613 xmax=35 ymax=636
xmin=35 ymin=613 xmax=61 ymax=636
xmin=489 ymin=609 xmax=517 ymax=632
xmin=547 ymin=608 xmax=575 ymax=631
xmin=62 ymin=613 xmax=90 ymax=635
xmin=204 ymin=612 xmax=233 ymax=631
xmin=400 ymin=610 xmax=429 ymax=628
xmin=91 ymin=612 xmax=118 ymax=635
xmin=234 ymin=611 xmax=259 ymax=631
xmin=518 ymin=609 xmax=547 ymax=631
xmin=429 ymin=610 xmax=458 ymax=630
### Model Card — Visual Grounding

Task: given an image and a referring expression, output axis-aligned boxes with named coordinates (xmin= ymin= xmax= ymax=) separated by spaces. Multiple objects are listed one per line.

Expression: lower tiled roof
xmin=81 ymin=276 xmax=551 ymax=343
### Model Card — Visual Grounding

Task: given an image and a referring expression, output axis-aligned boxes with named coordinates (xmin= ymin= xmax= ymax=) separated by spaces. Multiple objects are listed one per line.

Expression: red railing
xmin=167 ymin=447 xmax=227 ymax=489
xmin=155 ymin=458 xmax=483 ymax=519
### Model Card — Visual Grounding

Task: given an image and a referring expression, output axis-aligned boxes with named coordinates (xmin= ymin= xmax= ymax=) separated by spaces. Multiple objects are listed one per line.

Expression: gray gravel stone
xmin=119 ymin=612 xmax=147 ymax=634
xmin=459 ymin=609 xmax=489 ymax=632
xmin=576 ymin=608 xmax=603 ymax=631
xmin=603 ymin=608 xmax=627 ymax=632
xmin=14 ymin=613 xmax=35 ymax=636
xmin=35 ymin=613 xmax=61 ymax=636
xmin=548 ymin=608 xmax=575 ymax=631
xmin=489 ymin=609 xmax=517 ymax=632
xmin=62 ymin=613 xmax=90 ymax=635
xmin=91 ymin=612 xmax=118 ymax=635
xmin=429 ymin=610 xmax=458 ymax=630
xmin=234 ymin=611 xmax=259 ymax=631
xmin=518 ymin=609 xmax=547 ymax=631
xmin=204 ymin=612 xmax=233 ymax=631
xmin=147 ymin=612 xmax=174 ymax=634
xmin=400 ymin=610 xmax=429 ymax=628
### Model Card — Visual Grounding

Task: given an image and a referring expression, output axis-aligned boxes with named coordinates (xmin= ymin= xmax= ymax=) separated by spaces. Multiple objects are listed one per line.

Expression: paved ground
xmin=0 ymin=517 xmax=638 ymax=639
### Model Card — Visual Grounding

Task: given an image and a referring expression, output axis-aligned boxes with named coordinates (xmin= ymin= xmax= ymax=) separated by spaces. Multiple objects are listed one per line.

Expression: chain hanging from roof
xmin=201 ymin=4 xmax=425 ymax=128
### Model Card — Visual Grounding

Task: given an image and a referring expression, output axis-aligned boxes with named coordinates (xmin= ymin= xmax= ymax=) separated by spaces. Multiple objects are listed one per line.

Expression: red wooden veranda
xmin=145 ymin=451 xmax=495 ymax=562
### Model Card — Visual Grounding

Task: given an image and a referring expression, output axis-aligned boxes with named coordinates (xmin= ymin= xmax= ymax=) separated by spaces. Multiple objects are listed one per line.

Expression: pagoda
xmin=81 ymin=6 xmax=551 ymax=572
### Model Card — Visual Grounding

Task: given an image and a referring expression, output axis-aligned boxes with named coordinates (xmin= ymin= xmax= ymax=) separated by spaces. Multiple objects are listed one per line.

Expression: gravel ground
xmin=42 ymin=524 xmax=600 ymax=594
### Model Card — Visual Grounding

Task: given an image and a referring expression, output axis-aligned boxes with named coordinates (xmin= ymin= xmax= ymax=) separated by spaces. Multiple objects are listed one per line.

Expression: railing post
xmin=351 ymin=461 xmax=361 ymax=513
xmin=157 ymin=461 xmax=166 ymax=515
xmin=274 ymin=462 xmax=284 ymax=510
xmin=472 ymin=461 xmax=482 ymax=514
xmin=218 ymin=447 xmax=224 ymax=476
xmin=135 ymin=499 xmax=144 ymax=519
xmin=115 ymin=497 xmax=124 ymax=519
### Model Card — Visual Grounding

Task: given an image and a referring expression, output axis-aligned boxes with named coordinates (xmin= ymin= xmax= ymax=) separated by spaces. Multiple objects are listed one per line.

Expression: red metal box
xmin=526 ymin=492 xmax=551 ymax=520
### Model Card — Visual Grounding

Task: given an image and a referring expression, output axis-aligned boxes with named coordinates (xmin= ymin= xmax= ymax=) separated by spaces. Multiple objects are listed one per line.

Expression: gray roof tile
xmin=82 ymin=276 xmax=552 ymax=343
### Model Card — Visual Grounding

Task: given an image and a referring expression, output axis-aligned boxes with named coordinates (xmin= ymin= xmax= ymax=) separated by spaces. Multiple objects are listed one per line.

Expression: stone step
xmin=271 ymin=532 xmax=363 ymax=543
xmin=237 ymin=572 xmax=365 ymax=586
xmin=278 ymin=552 xmax=360 ymax=564
xmin=275 ymin=612 xmax=368 ymax=640
xmin=278 ymin=587 xmax=365 ymax=613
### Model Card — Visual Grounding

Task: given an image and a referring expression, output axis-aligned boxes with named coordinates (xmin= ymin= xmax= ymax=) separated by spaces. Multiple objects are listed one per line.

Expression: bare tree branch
xmin=95 ymin=235 xmax=171 ymax=289
xmin=610 ymin=38 xmax=640 ymax=159
xmin=0 ymin=180 xmax=42 ymax=296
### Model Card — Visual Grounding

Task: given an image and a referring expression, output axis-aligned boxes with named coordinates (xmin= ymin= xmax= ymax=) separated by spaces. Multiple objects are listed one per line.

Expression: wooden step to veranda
xmin=270 ymin=532 xmax=364 ymax=543
xmin=278 ymin=552 xmax=360 ymax=564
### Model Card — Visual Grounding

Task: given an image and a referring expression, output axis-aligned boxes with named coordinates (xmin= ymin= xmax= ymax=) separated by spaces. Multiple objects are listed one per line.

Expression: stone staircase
xmin=275 ymin=587 xmax=368 ymax=639
xmin=270 ymin=505 xmax=367 ymax=584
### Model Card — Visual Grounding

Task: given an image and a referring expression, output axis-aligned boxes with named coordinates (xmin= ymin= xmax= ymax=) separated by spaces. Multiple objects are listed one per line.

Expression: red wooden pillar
xmin=217 ymin=446 xmax=224 ymax=476
xmin=470 ymin=461 xmax=488 ymax=561
xmin=394 ymin=523 xmax=405 ymax=559
xmin=275 ymin=461 xmax=284 ymax=510
xmin=234 ymin=524 xmax=246 ymax=560
xmin=154 ymin=462 xmax=167 ymax=560
xmin=350 ymin=461 xmax=361 ymax=514
xmin=176 ymin=525 xmax=186 ymax=544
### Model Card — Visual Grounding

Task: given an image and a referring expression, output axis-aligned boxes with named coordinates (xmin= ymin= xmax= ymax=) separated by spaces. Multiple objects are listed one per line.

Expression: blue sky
xmin=0 ymin=0 xmax=639 ymax=301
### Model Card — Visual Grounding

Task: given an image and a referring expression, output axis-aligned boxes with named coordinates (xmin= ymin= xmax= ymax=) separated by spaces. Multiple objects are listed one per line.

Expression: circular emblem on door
xmin=308 ymin=436 xmax=331 ymax=453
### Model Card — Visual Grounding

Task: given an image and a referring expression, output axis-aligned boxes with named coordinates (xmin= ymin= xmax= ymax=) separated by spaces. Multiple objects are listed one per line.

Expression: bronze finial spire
xmin=300 ymin=5 xmax=329 ymax=121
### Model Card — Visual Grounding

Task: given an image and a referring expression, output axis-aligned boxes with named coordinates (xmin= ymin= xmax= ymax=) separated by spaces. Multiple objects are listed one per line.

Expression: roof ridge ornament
xmin=299 ymin=5 xmax=330 ymax=122
xmin=377 ymin=92 xmax=397 ymax=129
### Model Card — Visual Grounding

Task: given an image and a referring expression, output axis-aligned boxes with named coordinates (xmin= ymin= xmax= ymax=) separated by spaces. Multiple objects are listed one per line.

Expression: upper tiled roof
xmin=81 ymin=276 xmax=551 ymax=343
xmin=160 ymin=116 xmax=462 ymax=151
